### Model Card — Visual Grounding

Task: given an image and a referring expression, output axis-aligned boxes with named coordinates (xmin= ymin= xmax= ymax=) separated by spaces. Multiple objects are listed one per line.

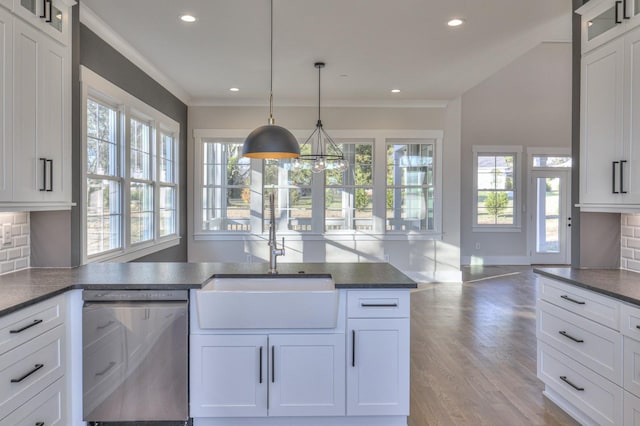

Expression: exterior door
xmin=529 ymin=170 xmax=571 ymax=264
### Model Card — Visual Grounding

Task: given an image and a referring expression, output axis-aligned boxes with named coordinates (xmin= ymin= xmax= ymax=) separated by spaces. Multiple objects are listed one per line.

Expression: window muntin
xmin=86 ymin=98 xmax=122 ymax=256
xmin=202 ymin=140 xmax=251 ymax=232
xmin=386 ymin=142 xmax=435 ymax=232
xmin=325 ymin=142 xmax=373 ymax=231
xmin=476 ymin=154 xmax=516 ymax=226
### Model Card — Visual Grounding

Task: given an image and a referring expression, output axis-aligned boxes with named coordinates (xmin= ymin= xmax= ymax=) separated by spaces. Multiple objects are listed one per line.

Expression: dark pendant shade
xmin=242 ymin=124 xmax=300 ymax=159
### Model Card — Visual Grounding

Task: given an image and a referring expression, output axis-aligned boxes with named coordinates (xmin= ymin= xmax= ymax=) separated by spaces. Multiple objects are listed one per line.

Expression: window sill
xmin=85 ymin=236 xmax=181 ymax=264
xmin=193 ymin=232 xmax=443 ymax=242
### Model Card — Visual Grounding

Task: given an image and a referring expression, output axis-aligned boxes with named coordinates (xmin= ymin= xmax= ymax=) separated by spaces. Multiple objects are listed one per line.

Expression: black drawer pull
xmin=271 ymin=346 xmax=275 ymax=383
xmin=11 ymin=364 xmax=44 ymax=383
xmin=560 ymin=295 xmax=585 ymax=305
xmin=46 ymin=159 xmax=53 ymax=191
xmin=96 ymin=320 xmax=114 ymax=330
xmin=95 ymin=361 xmax=116 ymax=377
xmin=621 ymin=160 xmax=627 ymax=193
xmin=39 ymin=158 xmax=47 ymax=191
xmin=560 ymin=375 xmax=585 ymax=391
xmin=259 ymin=346 xmax=263 ymax=384
xmin=616 ymin=0 xmax=623 ymax=24
xmin=36 ymin=422 xmax=44 ymax=426
xmin=559 ymin=330 xmax=584 ymax=343
xmin=361 ymin=303 xmax=398 ymax=308
xmin=10 ymin=319 xmax=43 ymax=334
xmin=39 ymin=0 xmax=46 ymax=18
xmin=352 ymin=330 xmax=356 ymax=367
xmin=45 ymin=0 xmax=52 ymax=23
xmin=636 ymin=325 xmax=640 ymax=330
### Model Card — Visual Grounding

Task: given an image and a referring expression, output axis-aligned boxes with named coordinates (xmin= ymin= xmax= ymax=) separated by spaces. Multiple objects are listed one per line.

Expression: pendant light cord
xmin=268 ymin=0 xmax=274 ymax=124
xmin=317 ymin=65 xmax=321 ymax=123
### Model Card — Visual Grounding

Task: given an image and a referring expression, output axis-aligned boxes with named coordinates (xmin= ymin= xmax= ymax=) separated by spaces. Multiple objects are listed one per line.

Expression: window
xmin=473 ymin=146 xmax=521 ymax=230
xmin=193 ymin=129 xmax=442 ymax=239
xmin=386 ymin=141 xmax=435 ymax=232
xmin=81 ymin=67 xmax=180 ymax=262
xmin=532 ymin=155 xmax=572 ymax=168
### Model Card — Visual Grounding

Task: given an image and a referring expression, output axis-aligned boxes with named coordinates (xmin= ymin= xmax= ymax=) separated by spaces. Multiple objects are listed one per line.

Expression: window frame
xmin=472 ymin=145 xmax=522 ymax=232
xmin=81 ymin=66 xmax=180 ymax=264
xmin=193 ymin=129 xmax=443 ymax=241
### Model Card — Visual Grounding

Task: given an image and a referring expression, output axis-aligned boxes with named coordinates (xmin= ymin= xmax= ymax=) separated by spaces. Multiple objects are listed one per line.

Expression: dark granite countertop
xmin=0 ymin=262 xmax=416 ymax=316
xmin=534 ymin=267 xmax=640 ymax=306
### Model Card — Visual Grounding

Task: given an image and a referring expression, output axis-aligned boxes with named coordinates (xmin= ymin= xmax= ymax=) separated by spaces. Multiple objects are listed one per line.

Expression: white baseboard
xmin=194 ymin=416 xmax=407 ymax=426
xmin=461 ymin=255 xmax=531 ymax=266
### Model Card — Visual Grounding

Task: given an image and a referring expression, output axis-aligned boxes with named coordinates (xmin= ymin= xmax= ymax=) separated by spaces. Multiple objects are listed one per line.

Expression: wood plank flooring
xmin=408 ymin=267 xmax=579 ymax=426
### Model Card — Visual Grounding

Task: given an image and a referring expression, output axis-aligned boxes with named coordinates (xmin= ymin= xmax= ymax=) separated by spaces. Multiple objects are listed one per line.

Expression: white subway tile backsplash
xmin=0 ymin=212 xmax=30 ymax=275
xmin=623 ymin=226 xmax=635 ymax=236
xmin=622 ymin=214 xmax=640 ymax=273
xmin=622 ymin=247 xmax=634 ymax=259
xmin=627 ymin=215 xmax=640 ymax=226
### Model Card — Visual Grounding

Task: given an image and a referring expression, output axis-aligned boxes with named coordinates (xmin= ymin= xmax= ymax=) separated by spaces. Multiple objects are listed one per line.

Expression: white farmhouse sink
xmin=196 ymin=275 xmax=339 ymax=329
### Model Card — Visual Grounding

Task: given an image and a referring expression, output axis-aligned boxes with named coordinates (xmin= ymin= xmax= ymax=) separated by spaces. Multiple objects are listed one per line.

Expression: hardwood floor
xmin=408 ymin=267 xmax=579 ymax=426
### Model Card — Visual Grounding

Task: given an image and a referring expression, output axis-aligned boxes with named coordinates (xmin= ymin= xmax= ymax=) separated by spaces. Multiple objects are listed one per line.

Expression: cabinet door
xmin=582 ymin=0 xmax=628 ymax=54
xmin=13 ymin=0 xmax=70 ymax=46
xmin=626 ymin=390 xmax=640 ymax=426
xmin=269 ymin=334 xmax=345 ymax=417
xmin=580 ymin=37 xmax=625 ymax=206
xmin=190 ymin=334 xmax=267 ymax=418
xmin=0 ymin=7 xmax=11 ymax=201
xmin=623 ymin=25 xmax=640 ymax=204
xmin=347 ymin=318 xmax=410 ymax=416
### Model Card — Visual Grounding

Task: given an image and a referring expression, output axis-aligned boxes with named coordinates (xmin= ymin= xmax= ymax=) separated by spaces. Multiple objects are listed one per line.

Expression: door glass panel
xmin=20 ymin=0 xmax=36 ymax=14
xmin=48 ymin=5 xmax=63 ymax=32
xmin=588 ymin=7 xmax=617 ymax=41
xmin=536 ymin=177 xmax=560 ymax=254
xmin=636 ymin=0 xmax=640 ymax=16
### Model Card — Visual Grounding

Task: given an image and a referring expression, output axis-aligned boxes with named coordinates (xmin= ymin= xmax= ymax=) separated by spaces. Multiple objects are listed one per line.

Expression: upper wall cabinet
xmin=579 ymin=3 xmax=640 ymax=211
xmin=12 ymin=0 xmax=72 ymax=46
xmin=0 ymin=0 xmax=73 ymax=210
xmin=579 ymin=0 xmax=640 ymax=54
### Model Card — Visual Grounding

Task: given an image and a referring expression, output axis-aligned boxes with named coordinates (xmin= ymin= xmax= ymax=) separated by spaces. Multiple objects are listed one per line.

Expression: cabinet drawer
xmin=625 ymin=336 xmax=640 ymax=398
xmin=0 ymin=378 xmax=64 ymax=425
xmin=621 ymin=303 xmax=640 ymax=340
xmin=0 ymin=295 xmax=64 ymax=356
xmin=538 ymin=276 xmax=619 ymax=330
xmin=538 ymin=300 xmax=622 ymax=384
xmin=538 ymin=342 xmax=623 ymax=426
xmin=0 ymin=325 xmax=64 ymax=420
xmin=626 ymin=390 xmax=640 ymax=426
xmin=347 ymin=290 xmax=409 ymax=318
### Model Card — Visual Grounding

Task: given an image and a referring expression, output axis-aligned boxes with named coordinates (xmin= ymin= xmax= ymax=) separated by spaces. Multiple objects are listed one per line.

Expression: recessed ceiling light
xmin=447 ymin=18 xmax=464 ymax=27
xmin=180 ymin=14 xmax=196 ymax=23
xmin=230 ymin=87 xmax=240 ymax=92
xmin=588 ymin=21 xmax=593 ymax=27
xmin=391 ymin=89 xmax=401 ymax=93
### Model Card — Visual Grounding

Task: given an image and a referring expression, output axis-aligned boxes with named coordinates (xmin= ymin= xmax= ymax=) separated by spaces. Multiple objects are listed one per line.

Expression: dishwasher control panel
xmin=83 ymin=289 xmax=189 ymax=302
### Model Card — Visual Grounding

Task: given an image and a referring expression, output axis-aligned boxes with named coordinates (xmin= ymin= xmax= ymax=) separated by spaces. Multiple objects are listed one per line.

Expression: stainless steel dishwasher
xmin=82 ymin=289 xmax=189 ymax=424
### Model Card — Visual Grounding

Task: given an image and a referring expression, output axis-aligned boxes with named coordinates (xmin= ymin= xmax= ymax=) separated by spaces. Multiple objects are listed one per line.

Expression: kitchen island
xmin=0 ymin=262 xmax=416 ymax=426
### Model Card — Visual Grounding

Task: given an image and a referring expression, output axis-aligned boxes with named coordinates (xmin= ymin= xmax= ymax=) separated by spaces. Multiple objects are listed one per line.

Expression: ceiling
xmin=79 ymin=0 xmax=572 ymax=106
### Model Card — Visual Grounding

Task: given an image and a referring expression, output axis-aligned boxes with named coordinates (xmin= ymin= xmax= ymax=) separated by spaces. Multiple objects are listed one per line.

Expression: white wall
xmin=460 ymin=42 xmax=572 ymax=265
xmin=187 ymin=105 xmax=462 ymax=282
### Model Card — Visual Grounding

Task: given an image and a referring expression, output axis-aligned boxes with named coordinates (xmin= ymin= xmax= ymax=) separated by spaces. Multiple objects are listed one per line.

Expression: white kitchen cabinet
xmin=12 ymin=17 xmax=70 ymax=207
xmin=190 ymin=334 xmax=267 ymax=418
xmin=0 ymin=0 xmax=9 ymax=11
xmin=12 ymin=0 xmax=72 ymax=46
xmin=190 ymin=333 xmax=344 ymax=418
xmin=0 ymin=7 xmax=11 ymax=201
xmin=347 ymin=318 xmax=409 ymax=416
xmin=269 ymin=333 xmax=345 ymax=417
xmin=1 ymin=378 xmax=65 ymax=426
xmin=626 ymin=390 xmax=640 ymax=425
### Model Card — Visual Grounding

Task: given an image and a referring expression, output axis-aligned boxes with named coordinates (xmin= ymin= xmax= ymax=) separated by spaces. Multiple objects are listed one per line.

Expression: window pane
xmin=159 ymin=186 xmax=176 ymax=236
xmin=202 ymin=141 xmax=250 ymax=232
xmin=160 ymin=132 xmax=175 ymax=183
xmin=264 ymin=157 xmax=312 ymax=232
xmin=385 ymin=187 xmax=432 ymax=231
xmin=476 ymin=153 xmax=516 ymax=226
xmin=87 ymin=179 xmax=121 ymax=255
xmin=477 ymin=190 xmax=514 ymax=225
xmin=130 ymin=118 xmax=151 ymax=180
xmin=387 ymin=143 xmax=433 ymax=186
xmin=325 ymin=142 xmax=373 ymax=231
xmin=130 ymin=182 xmax=154 ymax=243
xmin=87 ymin=99 xmax=118 ymax=176
xmin=532 ymin=155 xmax=572 ymax=168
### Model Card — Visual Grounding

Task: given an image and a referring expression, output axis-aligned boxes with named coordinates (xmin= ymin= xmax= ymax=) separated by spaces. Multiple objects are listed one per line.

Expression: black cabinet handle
xmin=271 ymin=346 xmax=275 ymax=383
xmin=10 ymin=319 xmax=43 ymax=334
xmin=561 ymin=294 xmax=586 ymax=305
xmin=39 ymin=158 xmax=47 ymax=191
xmin=11 ymin=364 xmax=44 ymax=383
xmin=96 ymin=320 xmax=114 ymax=330
xmin=259 ymin=346 xmax=263 ymax=384
xmin=46 ymin=159 xmax=53 ymax=191
xmin=560 ymin=375 xmax=585 ymax=391
xmin=45 ymin=0 xmax=52 ymax=22
xmin=613 ymin=161 xmax=619 ymax=193
xmin=559 ymin=330 xmax=584 ymax=343
xmin=636 ymin=325 xmax=640 ymax=329
xmin=35 ymin=422 xmax=44 ymax=426
xmin=95 ymin=361 xmax=116 ymax=377
xmin=361 ymin=303 xmax=398 ymax=308
xmin=352 ymin=330 xmax=356 ymax=367
xmin=39 ymin=0 xmax=46 ymax=18
xmin=616 ymin=0 xmax=623 ymax=24
xmin=621 ymin=160 xmax=627 ymax=193
xmin=624 ymin=0 xmax=631 ymax=19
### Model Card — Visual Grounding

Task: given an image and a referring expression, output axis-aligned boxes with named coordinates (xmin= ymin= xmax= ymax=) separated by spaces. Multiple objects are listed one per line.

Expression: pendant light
xmin=293 ymin=62 xmax=347 ymax=173
xmin=242 ymin=0 xmax=300 ymax=159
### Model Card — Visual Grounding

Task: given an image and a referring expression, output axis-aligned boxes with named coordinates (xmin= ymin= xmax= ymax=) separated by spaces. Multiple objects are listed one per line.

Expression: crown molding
xmin=188 ymin=97 xmax=449 ymax=108
xmin=79 ymin=4 xmax=191 ymax=105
